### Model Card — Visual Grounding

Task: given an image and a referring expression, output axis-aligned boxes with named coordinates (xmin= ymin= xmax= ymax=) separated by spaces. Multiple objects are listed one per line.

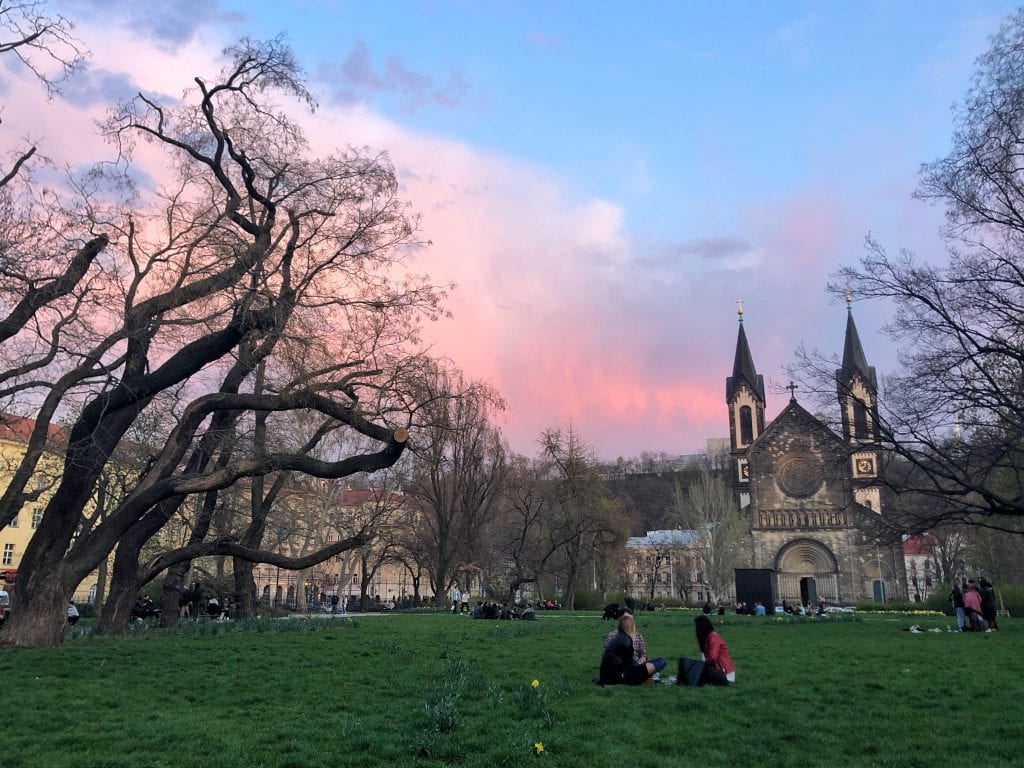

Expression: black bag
xmin=678 ymin=657 xmax=705 ymax=686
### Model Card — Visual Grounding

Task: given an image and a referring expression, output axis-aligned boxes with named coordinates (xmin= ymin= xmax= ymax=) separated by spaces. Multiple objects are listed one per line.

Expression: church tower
xmin=836 ymin=298 xmax=882 ymax=513
xmin=726 ymin=302 xmax=765 ymax=509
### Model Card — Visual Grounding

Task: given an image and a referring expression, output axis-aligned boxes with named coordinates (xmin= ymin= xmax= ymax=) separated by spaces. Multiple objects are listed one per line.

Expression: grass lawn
xmin=0 ymin=610 xmax=1020 ymax=767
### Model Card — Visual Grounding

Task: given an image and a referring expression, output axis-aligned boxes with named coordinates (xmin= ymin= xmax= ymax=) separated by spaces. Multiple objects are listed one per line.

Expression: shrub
xmin=853 ymin=600 xmax=930 ymax=613
xmin=571 ymin=589 xmax=608 ymax=610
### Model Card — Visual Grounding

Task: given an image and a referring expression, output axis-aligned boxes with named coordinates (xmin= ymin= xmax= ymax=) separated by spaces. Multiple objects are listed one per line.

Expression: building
xmin=902 ymin=535 xmax=937 ymax=603
xmin=624 ymin=529 xmax=704 ymax=601
xmin=251 ymin=487 xmax=414 ymax=610
xmin=726 ymin=303 xmax=905 ymax=606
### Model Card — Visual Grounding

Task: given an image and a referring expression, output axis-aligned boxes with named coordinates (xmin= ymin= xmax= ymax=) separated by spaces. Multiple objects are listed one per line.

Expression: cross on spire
xmin=786 ymin=381 xmax=798 ymax=401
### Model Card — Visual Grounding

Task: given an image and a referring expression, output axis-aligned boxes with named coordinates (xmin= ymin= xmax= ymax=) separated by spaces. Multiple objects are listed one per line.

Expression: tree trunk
xmin=160 ymin=561 xmax=189 ymax=627
xmin=1 ymin=564 xmax=71 ymax=648
xmin=233 ymin=560 xmax=256 ymax=619
xmin=97 ymin=579 xmax=137 ymax=635
xmin=94 ymin=556 xmax=109 ymax=621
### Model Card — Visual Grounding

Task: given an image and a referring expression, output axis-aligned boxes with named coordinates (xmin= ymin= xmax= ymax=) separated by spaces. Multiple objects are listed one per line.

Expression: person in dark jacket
xmin=979 ymin=577 xmax=998 ymax=631
xmin=598 ymin=613 xmax=666 ymax=685
xmin=949 ymin=584 xmax=965 ymax=631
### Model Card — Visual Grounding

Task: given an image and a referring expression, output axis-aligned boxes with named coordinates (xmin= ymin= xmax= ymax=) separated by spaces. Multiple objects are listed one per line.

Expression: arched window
xmin=740 ymin=406 xmax=754 ymax=444
xmin=853 ymin=400 xmax=869 ymax=439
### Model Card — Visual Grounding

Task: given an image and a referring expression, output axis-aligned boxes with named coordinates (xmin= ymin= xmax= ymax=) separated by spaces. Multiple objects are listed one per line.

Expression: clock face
xmin=856 ymin=458 xmax=875 ymax=475
xmin=740 ymin=462 xmax=749 ymax=479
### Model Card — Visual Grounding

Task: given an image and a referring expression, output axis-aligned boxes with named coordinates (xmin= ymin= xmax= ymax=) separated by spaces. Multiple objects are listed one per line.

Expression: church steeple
xmin=836 ymin=300 xmax=878 ymax=445
xmin=727 ymin=320 xmax=766 ymax=403
xmin=726 ymin=303 xmax=766 ymax=453
xmin=839 ymin=305 xmax=877 ymax=392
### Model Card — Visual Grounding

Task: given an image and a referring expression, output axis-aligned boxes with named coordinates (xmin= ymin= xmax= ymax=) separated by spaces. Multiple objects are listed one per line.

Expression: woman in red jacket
xmin=694 ymin=615 xmax=736 ymax=685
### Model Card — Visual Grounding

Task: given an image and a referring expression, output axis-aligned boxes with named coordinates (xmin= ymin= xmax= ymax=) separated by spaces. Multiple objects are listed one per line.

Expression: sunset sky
xmin=8 ymin=1 xmax=1020 ymax=459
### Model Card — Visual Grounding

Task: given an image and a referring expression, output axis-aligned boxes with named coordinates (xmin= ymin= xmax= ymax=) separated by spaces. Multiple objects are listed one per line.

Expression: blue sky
xmin=37 ymin=1 xmax=1024 ymax=457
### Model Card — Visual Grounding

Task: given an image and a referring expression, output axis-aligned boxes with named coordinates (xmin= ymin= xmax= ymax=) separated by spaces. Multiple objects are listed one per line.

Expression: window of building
xmin=853 ymin=400 xmax=869 ymax=439
xmin=31 ymin=508 xmax=42 ymax=528
xmin=2 ymin=544 xmax=13 ymax=565
xmin=740 ymin=406 xmax=753 ymax=444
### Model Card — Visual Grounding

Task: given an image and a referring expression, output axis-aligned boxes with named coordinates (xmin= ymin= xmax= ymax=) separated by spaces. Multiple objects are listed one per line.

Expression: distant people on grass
xmin=67 ymin=600 xmax=79 ymax=625
xmin=754 ymin=601 xmax=766 ymax=616
xmin=694 ymin=615 xmax=736 ymax=686
xmin=0 ymin=583 xmax=9 ymax=626
xmin=702 ymin=599 xmax=713 ymax=615
xmin=962 ymin=580 xmax=987 ymax=632
xmin=979 ymin=577 xmax=998 ymax=631
xmin=949 ymin=583 xmax=966 ymax=631
xmin=598 ymin=612 xmax=667 ymax=686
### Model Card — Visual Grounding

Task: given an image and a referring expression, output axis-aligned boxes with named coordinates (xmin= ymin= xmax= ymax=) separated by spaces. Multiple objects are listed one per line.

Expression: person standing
xmin=694 ymin=615 xmax=736 ymax=685
xmin=979 ymin=577 xmax=998 ymax=631
xmin=949 ymin=583 xmax=966 ymax=631
xmin=67 ymin=600 xmax=80 ymax=625
xmin=962 ymin=580 xmax=986 ymax=632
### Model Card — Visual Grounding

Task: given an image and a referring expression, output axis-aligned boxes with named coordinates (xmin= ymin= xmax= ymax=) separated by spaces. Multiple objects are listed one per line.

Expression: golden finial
xmin=845 ymin=288 xmax=853 ymax=311
xmin=736 ymin=298 xmax=744 ymax=321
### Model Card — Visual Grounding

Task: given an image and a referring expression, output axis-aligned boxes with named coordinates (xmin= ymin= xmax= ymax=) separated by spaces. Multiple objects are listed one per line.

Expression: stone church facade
xmin=726 ymin=306 xmax=905 ymax=606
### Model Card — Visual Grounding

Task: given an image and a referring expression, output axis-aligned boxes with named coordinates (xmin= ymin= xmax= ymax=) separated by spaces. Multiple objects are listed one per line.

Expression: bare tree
xmin=404 ymin=365 xmax=506 ymax=609
xmin=789 ymin=11 xmax=1024 ymax=535
xmin=1 ymin=38 xmax=445 ymax=647
xmin=673 ymin=468 xmax=748 ymax=603
xmin=540 ymin=423 xmax=620 ymax=610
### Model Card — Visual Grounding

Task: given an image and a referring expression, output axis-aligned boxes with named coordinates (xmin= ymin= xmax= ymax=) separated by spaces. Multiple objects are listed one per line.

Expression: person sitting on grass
xmin=694 ymin=615 xmax=735 ymax=685
xmin=598 ymin=613 xmax=666 ymax=685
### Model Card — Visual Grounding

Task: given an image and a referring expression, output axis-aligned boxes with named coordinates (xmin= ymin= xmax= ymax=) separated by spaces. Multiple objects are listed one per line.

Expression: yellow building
xmin=0 ymin=415 xmax=111 ymax=604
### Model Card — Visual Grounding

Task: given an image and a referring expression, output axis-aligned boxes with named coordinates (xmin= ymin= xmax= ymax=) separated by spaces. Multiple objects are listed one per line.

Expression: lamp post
xmin=875 ymin=547 xmax=885 ymax=603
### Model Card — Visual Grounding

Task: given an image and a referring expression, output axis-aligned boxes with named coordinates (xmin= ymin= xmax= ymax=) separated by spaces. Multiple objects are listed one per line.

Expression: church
xmin=726 ymin=302 xmax=905 ymax=607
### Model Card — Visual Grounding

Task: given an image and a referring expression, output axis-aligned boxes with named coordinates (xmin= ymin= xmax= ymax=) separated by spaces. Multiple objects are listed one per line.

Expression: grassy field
xmin=0 ymin=610 xmax=1021 ymax=768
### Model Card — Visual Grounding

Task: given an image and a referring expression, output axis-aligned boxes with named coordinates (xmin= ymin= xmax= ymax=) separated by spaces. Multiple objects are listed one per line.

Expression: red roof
xmin=0 ymin=414 xmax=66 ymax=444
xmin=902 ymin=535 xmax=933 ymax=556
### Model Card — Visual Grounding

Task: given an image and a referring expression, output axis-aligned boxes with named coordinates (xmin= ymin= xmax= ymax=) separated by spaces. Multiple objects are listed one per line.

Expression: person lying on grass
xmin=598 ymin=612 xmax=667 ymax=685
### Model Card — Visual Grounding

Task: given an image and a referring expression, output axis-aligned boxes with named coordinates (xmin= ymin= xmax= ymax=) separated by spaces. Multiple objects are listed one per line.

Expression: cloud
xmin=319 ymin=41 xmax=471 ymax=112
xmin=526 ymin=31 xmax=562 ymax=48
xmin=770 ymin=13 xmax=820 ymax=69
xmin=69 ymin=0 xmax=244 ymax=49
xmin=59 ymin=65 xmax=146 ymax=108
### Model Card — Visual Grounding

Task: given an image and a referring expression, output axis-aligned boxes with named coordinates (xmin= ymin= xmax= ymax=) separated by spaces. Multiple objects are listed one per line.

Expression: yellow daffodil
xmin=531 ymin=679 xmax=540 ymax=688
xmin=533 ymin=742 xmax=544 ymax=755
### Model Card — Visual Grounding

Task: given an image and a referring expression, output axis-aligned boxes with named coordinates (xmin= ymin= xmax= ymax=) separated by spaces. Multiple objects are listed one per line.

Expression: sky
xmin=7 ymin=1 xmax=1022 ymax=460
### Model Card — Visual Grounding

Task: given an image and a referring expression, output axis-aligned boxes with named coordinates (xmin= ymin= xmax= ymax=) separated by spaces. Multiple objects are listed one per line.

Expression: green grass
xmin=1 ymin=611 xmax=1021 ymax=767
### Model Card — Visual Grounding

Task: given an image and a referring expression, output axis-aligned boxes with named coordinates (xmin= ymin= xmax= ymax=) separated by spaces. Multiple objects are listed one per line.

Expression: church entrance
xmin=800 ymin=577 xmax=817 ymax=606
xmin=775 ymin=539 xmax=839 ymax=607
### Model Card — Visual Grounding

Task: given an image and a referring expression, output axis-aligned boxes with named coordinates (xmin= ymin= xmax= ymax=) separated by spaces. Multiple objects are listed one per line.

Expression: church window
xmin=740 ymin=406 xmax=754 ymax=444
xmin=853 ymin=399 xmax=869 ymax=439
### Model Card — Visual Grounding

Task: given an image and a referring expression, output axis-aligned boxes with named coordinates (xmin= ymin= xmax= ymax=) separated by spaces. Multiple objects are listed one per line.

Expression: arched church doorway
xmin=800 ymin=577 xmax=817 ymax=606
xmin=775 ymin=539 xmax=839 ymax=606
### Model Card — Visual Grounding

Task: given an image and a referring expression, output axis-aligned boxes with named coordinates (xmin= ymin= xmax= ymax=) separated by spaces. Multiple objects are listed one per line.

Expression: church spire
xmin=727 ymin=309 xmax=765 ymax=403
xmin=837 ymin=301 xmax=879 ymax=445
xmin=839 ymin=304 xmax=877 ymax=391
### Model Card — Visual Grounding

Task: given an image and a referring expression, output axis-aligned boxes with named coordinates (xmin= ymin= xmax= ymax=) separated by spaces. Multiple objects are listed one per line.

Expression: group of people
xmin=597 ymin=611 xmax=736 ymax=688
xmin=949 ymin=578 xmax=999 ymax=632
xmin=472 ymin=600 xmax=513 ymax=619
xmin=734 ymin=601 xmax=768 ymax=616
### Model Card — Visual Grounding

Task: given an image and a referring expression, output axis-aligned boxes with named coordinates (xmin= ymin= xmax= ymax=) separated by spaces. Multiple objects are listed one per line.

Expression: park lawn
xmin=0 ymin=611 xmax=1020 ymax=768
